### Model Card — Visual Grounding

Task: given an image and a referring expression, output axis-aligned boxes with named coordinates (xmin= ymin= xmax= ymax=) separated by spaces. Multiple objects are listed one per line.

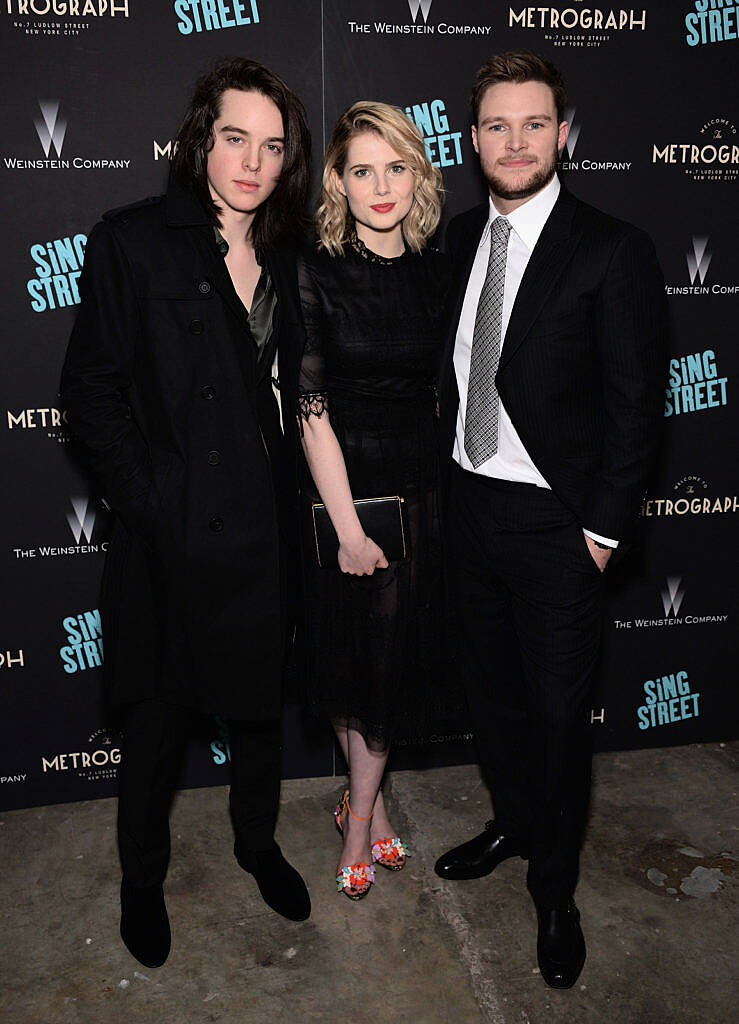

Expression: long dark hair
xmin=172 ymin=58 xmax=311 ymax=249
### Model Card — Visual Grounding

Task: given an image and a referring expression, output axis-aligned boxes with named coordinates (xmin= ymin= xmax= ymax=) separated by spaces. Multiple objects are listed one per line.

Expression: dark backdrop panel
xmin=1 ymin=0 xmax=736 ymax=811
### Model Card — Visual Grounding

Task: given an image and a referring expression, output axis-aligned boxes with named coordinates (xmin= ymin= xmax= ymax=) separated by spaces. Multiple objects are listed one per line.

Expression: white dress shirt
xmin=452 ymin=175 xmax=617 ymax=547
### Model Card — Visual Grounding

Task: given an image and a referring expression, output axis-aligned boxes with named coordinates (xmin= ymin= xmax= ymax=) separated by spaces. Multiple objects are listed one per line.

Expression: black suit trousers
xmin=117 ymin=699 xmax=282 ymax=888
xmin=447 ymin=464 xmax=603 ymax=907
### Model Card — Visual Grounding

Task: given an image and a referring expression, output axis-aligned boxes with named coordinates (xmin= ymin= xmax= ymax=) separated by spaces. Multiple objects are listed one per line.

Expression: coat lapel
xmin=498 ymin=189 xmax=579 ymax=372
xmin=204 ymin=245 xmax=255 ymax=335
xmin=164 ymin=172 xmax=258 ymax=352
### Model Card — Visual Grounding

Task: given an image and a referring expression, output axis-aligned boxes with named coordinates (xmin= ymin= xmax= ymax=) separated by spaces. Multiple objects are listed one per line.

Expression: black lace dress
xmin=297 ymin=233 xmax=449 ymax=748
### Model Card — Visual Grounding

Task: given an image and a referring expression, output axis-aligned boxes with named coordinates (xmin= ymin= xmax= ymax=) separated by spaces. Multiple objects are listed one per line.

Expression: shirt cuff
xmin=583 ymin=529 xmax=619 ymax=549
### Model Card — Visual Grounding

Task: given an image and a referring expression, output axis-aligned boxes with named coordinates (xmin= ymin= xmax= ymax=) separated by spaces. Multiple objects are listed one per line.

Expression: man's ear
xmin=471 ymin=124 xmax=479 ymax=155
xmin=557 ymin=120 xmax=568 ymax=154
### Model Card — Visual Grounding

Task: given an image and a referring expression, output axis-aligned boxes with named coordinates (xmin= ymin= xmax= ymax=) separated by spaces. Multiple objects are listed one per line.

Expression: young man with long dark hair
xmin=61 ymin=59 xmax=312 ymax=968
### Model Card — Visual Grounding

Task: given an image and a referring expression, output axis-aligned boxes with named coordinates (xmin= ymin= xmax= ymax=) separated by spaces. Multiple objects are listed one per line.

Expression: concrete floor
xmin=0 ymin=742 xmax=736 ymax=1024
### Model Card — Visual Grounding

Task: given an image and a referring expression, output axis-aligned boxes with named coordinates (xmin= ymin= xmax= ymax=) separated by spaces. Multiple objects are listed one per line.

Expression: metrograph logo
xmin=653 ymin=116 xmax=738 ymax=182
xmin=508 ymin=1 xmax=647 ymax=49
xmin=3 ymin=0 xmax=130 ymax=39
xmin=42 ymin=727 xmax=120 ymax=783
xmin=7 ymin=405 xmax=68 ymax=442
xmin=3 ymin=100 xmax=131 ymax=171
xmin=640 ymin=476 xmax=738 ymax=518
xmin=559 ymin=106 xmax=632 ymax=172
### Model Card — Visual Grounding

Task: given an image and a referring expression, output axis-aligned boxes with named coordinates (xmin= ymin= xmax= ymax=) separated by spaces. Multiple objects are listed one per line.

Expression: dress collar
xmin=347 ymin=222 xmax=409 ymax=265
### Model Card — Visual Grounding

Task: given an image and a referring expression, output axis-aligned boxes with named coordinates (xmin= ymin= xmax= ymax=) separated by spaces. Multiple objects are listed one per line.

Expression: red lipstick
xmin=370 ymin=203 xmax=395 ymax=213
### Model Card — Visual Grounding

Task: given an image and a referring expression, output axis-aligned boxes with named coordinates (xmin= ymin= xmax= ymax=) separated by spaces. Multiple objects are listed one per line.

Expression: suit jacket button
xmin=189 ymin=318 xmax=204 ymax=334
xmin=209 ymin=516 xmax=224 ymax=533
xmin=207 ymin=450 xmax=221 ymax=466
xmin=200 ymin=385 xmax=216 ymax=400
xmin=198 ymin=280 xmax=212 ymax=295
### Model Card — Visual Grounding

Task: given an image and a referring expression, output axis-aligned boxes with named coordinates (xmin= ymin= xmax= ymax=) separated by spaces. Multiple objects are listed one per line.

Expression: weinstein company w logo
xmin=34 ymin=100 xmax=66 ymax=158
xmin=613 ymin=577 xmax=729 ymax=631
xmin=67 ymin=496 xmax=96 ymax=544
xmin=558 ymin=107 xmax=631 ymax=172
xmin=3 ymin=100 xmax=131 ymax=171
xmin=348 ymin=0 xmax=490 ymax=35
xmin=661 ymin=577 xmax=685 ymax=618
xmin=12 ymin=496 xmax=109 ymax=560
xmin=665 ymin=236 xmax=738 ymax=296
xmin=408 ymin=0 xmax=433 ymax=20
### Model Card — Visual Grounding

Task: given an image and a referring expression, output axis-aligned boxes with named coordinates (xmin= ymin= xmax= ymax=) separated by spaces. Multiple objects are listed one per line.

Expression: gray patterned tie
xmin=463 ymin=216 xmax=512 ymax=469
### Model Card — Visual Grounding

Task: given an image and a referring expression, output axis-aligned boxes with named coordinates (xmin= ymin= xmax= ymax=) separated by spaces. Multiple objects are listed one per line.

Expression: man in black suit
xmin=435 ymin=51 xmax=668 ymax=988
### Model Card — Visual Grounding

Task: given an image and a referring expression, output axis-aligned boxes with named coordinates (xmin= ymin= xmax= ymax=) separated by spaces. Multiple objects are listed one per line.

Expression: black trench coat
xmin=61 ymin=177 xmax=304 ymax=720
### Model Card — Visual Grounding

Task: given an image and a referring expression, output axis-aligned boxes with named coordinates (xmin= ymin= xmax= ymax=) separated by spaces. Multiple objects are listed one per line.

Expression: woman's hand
xmin=338 ymin=533 xmax=389 ymax=576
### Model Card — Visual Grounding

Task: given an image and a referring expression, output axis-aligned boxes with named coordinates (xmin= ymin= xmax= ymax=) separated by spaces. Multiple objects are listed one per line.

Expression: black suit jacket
xmin=439 ymin=186 xmax=669 ymax=542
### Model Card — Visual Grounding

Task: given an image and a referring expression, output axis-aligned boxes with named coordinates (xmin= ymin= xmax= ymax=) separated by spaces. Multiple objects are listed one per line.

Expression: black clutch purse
xmin=310 ymin=496 xmax=408 ymax=568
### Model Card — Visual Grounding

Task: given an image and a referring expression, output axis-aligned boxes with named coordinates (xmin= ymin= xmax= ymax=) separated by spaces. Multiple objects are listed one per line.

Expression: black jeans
xmin=117 ymin=699 xmax=282 ymax=888
xmin=447 ymin=464 xmax=603 ymax=908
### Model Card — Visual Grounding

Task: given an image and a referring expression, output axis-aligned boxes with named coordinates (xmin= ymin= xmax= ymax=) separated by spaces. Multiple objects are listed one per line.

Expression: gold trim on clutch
xmin=311 ymin=495 xmax=406 ymax=569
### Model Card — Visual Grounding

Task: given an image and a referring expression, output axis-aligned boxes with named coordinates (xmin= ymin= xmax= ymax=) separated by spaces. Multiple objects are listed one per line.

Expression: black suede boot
xmin=235 ymin=841 xmax=311 ymax=921
xmin=120 ymin=881 xmax=171 ymax=968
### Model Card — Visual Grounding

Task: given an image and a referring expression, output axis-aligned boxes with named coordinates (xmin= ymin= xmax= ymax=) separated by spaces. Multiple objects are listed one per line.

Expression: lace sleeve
xmin=298 ymin=391 xmax=328 ymax=420
xmin=297 ymin=253 xmax=330 ymax=425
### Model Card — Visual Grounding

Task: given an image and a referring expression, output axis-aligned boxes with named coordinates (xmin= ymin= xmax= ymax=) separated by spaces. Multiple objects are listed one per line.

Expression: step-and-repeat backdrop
xmin=1 ymin=0 xmax=736 ymax=811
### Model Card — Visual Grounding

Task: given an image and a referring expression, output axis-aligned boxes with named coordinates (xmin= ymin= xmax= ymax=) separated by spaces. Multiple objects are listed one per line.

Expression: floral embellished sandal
xmin=371 ymin=835 xmax=412 ymax=871
xmin=334 ymin=788 xmax=376 ymax=900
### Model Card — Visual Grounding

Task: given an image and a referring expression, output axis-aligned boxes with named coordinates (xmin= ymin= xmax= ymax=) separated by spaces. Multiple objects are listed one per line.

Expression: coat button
xmin=209 ymin=516 xmax=224 ymax=532
xmin=189 ymin=318 xmax=203 ymax=334
xmin=200 ymin=385 xmax=216 ymax=400
xmin=207 ymin=450 xmax=221 ymax=466
xmin=198 ymin=280 xmax=212 ymax=295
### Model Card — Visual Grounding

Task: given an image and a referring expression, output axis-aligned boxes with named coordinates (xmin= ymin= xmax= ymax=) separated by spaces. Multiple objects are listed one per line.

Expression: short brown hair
xmin=470 ymin=50 xmax=567 ymax=125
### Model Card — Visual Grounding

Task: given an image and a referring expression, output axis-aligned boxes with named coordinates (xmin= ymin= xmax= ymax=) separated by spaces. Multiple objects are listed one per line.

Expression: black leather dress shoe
xmin=536 ymin=899 xmax=586 ymax=989
xmin=434 ymin=820 xmax=529 ymax=880
xmin=120 ymin=881 xmax=171 ymax=968
xmin=235 ymin=841 xmax=311 ymax=922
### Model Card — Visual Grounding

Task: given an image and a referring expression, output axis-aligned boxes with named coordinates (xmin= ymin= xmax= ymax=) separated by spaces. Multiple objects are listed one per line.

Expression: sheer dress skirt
xmin=299 ymin=391 xmax=444 ymax=749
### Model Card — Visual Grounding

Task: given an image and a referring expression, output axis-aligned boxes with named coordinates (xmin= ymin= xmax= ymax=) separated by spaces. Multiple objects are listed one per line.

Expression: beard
xmin=482 ymin=141 xmax=559 ymax=201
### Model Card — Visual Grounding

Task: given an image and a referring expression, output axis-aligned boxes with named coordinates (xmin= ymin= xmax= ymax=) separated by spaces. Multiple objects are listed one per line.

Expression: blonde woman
xmin=297 ymin=102 xmax=447 ymax=899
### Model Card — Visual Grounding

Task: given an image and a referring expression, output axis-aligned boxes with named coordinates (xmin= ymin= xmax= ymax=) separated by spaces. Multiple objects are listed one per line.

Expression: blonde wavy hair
xmin=316 ymin=101 xmax=443 ymax=256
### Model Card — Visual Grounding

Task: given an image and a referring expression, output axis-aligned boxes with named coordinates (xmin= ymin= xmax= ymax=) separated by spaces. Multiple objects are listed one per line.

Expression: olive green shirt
xmin=214 ymin=226 xmax=277 ymax=360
